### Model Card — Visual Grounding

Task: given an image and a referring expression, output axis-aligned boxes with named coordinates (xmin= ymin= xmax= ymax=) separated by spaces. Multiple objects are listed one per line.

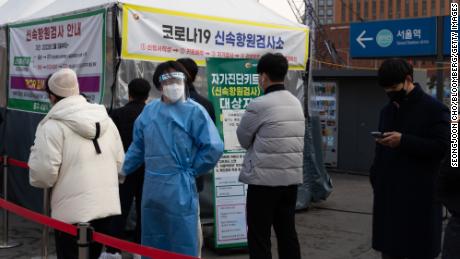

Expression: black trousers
xmin=442 ymin=215 xmax=460 ymax=259
xmin=246 ymin=184 xmax=301 ymax=259
xmin=107 ymin=168 xmax=144 ymax=253
xmin=382 ymin=253 xmax=435 ymax=259
xmin=55 ymin=217 xmax=114 ymax=259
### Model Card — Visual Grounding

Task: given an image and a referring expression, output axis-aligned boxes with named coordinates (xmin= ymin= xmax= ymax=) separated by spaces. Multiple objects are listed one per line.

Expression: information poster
xmin=311 ymin=82 xmax=339 ymax=167
xmin=8 ymin=10 xmax=106 ymax=113
xmin=207 ymin=58 xmax=261 ymax=248
xmin=122 ymin=4 xmax=309 ymax=70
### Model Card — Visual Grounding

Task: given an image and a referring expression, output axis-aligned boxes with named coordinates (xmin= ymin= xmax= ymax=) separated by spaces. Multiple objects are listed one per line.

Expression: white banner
xmin=214 ymin=153 xmax=247 ymax=246
xmin=121 ymin=4 xmax=309 ymax=70
xmin=8 ymin=10 xmax=106 ymax=113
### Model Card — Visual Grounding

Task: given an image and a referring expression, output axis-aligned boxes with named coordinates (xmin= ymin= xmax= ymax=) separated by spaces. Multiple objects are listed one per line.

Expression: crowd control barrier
xmin=0 ymin=155 xmax=199 ymax=259
xmin=0 ymin=155 xmax=22 ymax=249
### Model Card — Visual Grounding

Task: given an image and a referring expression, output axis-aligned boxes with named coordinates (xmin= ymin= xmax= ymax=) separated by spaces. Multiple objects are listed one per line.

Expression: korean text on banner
xmin=8 ymin=10 xmax=106 ymax=114
xmin=207 ymin=58 xmax=261 ymax=249
xmin=122 ymin=4 xmax=309 ymax=70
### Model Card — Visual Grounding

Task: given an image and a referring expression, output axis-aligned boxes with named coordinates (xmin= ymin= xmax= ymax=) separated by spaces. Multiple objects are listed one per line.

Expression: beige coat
xmin=29 ymin=95 xmax=124 ymax=224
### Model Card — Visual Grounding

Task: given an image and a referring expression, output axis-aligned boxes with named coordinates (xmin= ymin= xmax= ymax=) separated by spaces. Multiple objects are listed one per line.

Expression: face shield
xmin=159 ymin=72 xmax=187 ymax=103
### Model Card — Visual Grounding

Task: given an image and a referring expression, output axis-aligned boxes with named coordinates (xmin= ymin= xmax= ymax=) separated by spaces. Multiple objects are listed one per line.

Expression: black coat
xmin=187 ymin=83 xmax=216 ymax=192
xmin=110 ymin=101 xmax=146 ymax=151
xmin=110 ymin=101 xmax=146 ymax=178
xmin=370 ymin=84 xmax=450 ymax=258
xmin=436 ymin=149 xmax=460 ymax=216
xmin=188 ymin=84 xmax=216 ymax=123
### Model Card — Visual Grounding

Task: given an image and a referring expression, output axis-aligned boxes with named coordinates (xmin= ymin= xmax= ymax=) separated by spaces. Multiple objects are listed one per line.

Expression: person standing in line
xmin=102 ymin=78 xmax=151 ymax=259
xmin=122 ymin=61 xmax=224 ymax=258
xmin=28 ymin=68 xmax=124 ymax=259
xmin=437 ymin=119 xmax=460 ymax=259
xmin=237 ymin=53 xmax=304 ymax=259
xmin=370 ymin=59 xmax=450 ymax=259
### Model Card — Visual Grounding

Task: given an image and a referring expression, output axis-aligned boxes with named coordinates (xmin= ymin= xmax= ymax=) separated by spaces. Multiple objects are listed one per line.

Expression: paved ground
xmin=1 ymin=173 xmax=382 ymax=259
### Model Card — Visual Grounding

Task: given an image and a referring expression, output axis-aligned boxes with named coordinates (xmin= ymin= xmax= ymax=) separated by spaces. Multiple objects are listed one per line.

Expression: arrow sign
xmin=350 ymin=17 xmax=437 ymax=58
xmin=356 ymin=30 xmax=373 ymax=48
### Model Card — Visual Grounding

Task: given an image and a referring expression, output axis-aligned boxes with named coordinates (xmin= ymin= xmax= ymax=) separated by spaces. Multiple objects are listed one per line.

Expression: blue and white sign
xmin=444 ymin=16 xmax=451 ymax=56
xmin=350 ymin=17 xmax=437 ymax=58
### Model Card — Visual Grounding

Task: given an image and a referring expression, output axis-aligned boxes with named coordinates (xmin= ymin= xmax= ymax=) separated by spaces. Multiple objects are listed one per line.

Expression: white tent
xmin=0 ymin=0 xmax=301 ymax=27
xmin=1 ymin=0 xmax=308 ymax=107
xmin=0 ymin=0 xmax=312 ymax=214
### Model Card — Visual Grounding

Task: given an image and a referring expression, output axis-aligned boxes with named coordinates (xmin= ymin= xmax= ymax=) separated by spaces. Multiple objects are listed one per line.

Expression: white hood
xmin=41 ymin=95 xmax=110 ymax=140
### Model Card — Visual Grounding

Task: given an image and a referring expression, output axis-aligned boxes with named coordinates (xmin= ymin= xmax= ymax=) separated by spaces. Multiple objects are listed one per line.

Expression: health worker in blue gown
xmin=122 ymin=61 xmax=224 ymax=257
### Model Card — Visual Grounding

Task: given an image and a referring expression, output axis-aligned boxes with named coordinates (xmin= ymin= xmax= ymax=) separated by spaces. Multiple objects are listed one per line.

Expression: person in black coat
xmin=370 ymin=59 xmax=450 ymax=259
xmin=177 ymin=58 xmax=216 ymax=193
xmin=436 ymin=121 xmax=460 ymax=259
xmin=105 ymin=78 xmax=151 ymax=256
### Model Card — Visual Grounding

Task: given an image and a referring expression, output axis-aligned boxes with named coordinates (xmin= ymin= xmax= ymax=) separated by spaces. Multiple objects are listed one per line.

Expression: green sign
xmin=207 ymin=58 xmax=260 ymax=249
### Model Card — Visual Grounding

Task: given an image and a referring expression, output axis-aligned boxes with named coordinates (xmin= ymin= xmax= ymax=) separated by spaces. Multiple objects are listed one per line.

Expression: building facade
xmin=316 ymin=0 xmax=335 ymax=24
xmin=335 ymin=0 xmax=450 ymax=23
xmin=315 ymin=0 xmax=451 ymax=73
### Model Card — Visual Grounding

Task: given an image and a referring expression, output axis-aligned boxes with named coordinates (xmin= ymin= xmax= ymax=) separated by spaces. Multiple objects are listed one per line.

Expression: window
xmin=431 ymin=0 xmax=436 ymax=15
xmin=349 ymin=1 xmax=353 ymax=21
xmin=327 ymin=18 xmax=333 ymax=24
xmin=356 ymin=0 xmax=361 ymax=20
xmin=389 ymin=0 xmax=393 ymax=18
xmin=364 ymin=1 xmax=369 ymax=19
xmin=441 ymin=0 xmax=445 ymax=15
xmin=327 ymin=0 xmax=333 ymax=6
xmin=319 ymin=9 xmax=325 ymax=16
xmin=341 ymin=1 xmax=346 ymax=22
xmin=422 ymin=0 xmax=427 ymax=16
xmin=405 ymin=0 xmax=410 ymax=17
xmin=320 ymin=18 xmax=325 ymax=24
xmin=327 ymin=9 xmax=333 ymax=16
xmin=380 ymin=0 xmax=385 ymax=18
xmin=414 ymin=0 xmax=419 ymax=17
xmin=372 ymin=0 xmax=377 ymax=19
xmin=319 ymin=0 xmax=325 ymax=7
xmin=396 ymin=1 xmax=401 ymax=18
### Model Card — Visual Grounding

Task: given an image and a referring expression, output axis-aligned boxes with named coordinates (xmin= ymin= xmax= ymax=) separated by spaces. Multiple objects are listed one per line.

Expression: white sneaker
xmin=132 ymin=254 xmax=142 ymax=259
xmin=98 ymin=252 xmax=122 ymax=259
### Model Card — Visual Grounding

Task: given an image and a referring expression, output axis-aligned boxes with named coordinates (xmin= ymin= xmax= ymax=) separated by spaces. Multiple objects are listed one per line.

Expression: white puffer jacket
xmin=28 ymin=95 xmax=124 ymax=224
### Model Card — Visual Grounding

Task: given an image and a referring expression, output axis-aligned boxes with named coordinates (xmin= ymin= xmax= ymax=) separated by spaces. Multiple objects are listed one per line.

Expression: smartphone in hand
xmin=370 ymin=131 xmax=384 ymax=139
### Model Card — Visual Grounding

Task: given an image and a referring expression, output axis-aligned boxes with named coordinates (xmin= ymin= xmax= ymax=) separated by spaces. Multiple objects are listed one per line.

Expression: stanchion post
xmin=0 ymin=155 xmax=21 ymax=249
xmin=77 ymin=223 xmax=92 ymax=259
xmin=42 ymin=188 xmax=50 ymax=259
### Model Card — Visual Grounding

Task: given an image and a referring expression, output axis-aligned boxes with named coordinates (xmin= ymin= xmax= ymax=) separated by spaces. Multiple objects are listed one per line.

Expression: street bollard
xmin=42 ymin=188 xmax=50 ymax=259
xmin=0 ymin=155 xmax=21 ymax=249
xmin=77 ymin=222 xmax=92 ymax=259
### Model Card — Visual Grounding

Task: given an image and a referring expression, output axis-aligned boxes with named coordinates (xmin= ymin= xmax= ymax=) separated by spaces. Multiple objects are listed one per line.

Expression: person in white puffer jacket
xmin=28 ymin=68 xmax=124 ymax=259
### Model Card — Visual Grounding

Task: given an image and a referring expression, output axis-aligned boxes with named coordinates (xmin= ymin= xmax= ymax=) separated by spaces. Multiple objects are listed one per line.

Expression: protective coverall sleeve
xmin=236 ymin=101 xmax=261 ymax=149
xmin=191 ymin=107 xmax=224 ymax=176
xmin=28 ymin=121 xmax=63 ymax=188
xmin=122 ymin=115 xmax=145 ymax=176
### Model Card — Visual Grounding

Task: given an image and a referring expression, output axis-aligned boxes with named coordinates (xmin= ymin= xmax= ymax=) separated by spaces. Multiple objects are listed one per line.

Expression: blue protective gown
xmin=122 ymin=98 xmax=224 ymax=257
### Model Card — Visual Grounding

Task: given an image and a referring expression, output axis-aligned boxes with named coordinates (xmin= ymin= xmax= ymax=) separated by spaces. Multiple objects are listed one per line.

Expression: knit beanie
xmin=48 ymin=68 xmax=80 ymax=97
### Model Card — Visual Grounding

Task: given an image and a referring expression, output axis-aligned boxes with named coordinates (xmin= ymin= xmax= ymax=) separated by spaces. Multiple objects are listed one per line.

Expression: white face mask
xmin=163 ymin=83 xmax=185 ymax=103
